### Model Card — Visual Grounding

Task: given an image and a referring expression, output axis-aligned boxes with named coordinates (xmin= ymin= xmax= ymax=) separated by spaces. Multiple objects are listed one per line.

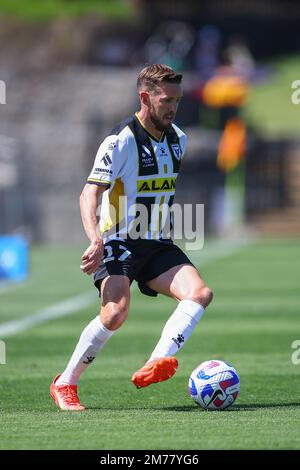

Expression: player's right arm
xmin=79 ymin=133 xmax=128 ymax=275
xmin=79 ymin=183 xmax=107 ymax=275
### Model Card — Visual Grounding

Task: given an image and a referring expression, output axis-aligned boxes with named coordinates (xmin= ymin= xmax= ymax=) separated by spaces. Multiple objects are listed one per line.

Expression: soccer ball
xmin=189 ymin=360 xmax=240 ymax=410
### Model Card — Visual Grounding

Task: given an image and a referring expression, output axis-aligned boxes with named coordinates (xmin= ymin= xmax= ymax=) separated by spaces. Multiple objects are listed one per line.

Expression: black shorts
xmin=93 ymin=239 xmax=194 ymax=297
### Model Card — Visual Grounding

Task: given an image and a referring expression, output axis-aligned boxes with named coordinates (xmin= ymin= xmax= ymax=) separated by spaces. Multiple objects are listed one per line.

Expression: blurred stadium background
xmin=0 ymin=0 xmax=300 ymax=451
xmin=1 ymin=0 xmax=300 ymax=246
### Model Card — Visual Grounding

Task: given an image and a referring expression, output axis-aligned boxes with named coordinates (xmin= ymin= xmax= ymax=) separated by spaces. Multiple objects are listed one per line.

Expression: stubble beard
xmin=149 ymin=108 xmax=172 ymax=132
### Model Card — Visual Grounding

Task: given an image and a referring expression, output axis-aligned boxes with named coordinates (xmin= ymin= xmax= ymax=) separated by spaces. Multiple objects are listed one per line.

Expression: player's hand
xmin=80 ymin=239 xmax=104 ymax=275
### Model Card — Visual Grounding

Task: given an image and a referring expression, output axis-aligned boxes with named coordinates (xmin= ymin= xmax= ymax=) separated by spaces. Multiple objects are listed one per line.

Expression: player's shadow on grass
xmin=160 ymin=403 xmax=300 ymax=412
xmin=87 ymin=403 xmax=300 ymax=413
xmin=227 ymin=403 xmax=300 ymax=411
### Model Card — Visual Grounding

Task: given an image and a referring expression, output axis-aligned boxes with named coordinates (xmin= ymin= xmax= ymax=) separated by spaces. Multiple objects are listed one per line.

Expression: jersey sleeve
xmin=87 ymin=135 xmax=127 ymax=188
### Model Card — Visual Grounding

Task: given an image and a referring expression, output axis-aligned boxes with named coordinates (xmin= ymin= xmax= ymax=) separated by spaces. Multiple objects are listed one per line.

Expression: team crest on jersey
xmin=171 ymin=144 xmax=181 ymax=160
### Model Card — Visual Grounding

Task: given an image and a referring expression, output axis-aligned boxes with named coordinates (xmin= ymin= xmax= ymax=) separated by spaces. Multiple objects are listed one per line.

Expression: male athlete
xmin=50 ymin=64 xmax=213 ymax=410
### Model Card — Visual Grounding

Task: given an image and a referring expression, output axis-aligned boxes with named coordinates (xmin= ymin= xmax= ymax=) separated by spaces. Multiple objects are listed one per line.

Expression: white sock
xmin=56 ymin=316 xmax=114 ymax=386
xmin=147 ymin=300 xmax=205 ymax=362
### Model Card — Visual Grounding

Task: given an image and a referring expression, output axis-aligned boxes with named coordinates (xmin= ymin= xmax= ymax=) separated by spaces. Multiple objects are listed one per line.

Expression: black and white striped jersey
xmin=87 ymin=113 xmax=187 ymax=242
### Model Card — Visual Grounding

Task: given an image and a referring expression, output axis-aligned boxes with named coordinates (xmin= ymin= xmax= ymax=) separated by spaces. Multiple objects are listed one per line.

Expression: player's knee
xmin=188 ymin=286 xmax=213 ymax=308
xmin=101 ymin=302 xmax=129 ymax=330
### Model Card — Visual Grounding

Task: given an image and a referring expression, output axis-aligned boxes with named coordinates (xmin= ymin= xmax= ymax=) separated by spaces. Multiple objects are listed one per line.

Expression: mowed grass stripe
xmin=0 ymin=247 xmax=92 ymax=323
xmin=0 ymin=239 xmax=248 ymax=332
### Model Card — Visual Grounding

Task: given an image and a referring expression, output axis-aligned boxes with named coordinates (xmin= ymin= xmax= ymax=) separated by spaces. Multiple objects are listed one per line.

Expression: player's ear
xmin=139 ymin=90 xmax=150 ymax=107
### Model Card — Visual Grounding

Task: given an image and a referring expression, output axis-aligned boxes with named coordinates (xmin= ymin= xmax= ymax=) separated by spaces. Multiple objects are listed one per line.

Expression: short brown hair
xmin=137 ymin=64 xmax=182 ymax=93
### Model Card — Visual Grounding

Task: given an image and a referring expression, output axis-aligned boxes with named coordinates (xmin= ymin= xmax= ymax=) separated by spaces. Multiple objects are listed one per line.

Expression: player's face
xmin=148 ymin=82 xmax=183 ymax=132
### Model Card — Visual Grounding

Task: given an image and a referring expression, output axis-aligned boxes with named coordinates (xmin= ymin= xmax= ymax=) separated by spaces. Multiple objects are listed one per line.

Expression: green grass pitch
xmin=0 ymin=238 xmax=300 ymax=450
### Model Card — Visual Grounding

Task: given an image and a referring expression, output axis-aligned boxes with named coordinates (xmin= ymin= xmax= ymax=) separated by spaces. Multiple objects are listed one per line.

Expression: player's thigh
xmin=146 ymin=264 xmax=206 ymax=301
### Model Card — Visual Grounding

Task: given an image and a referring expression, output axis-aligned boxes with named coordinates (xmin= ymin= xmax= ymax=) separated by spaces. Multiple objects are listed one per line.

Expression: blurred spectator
xmin=144 ymin=21 xmax=195 ymax=70
xmin=201 ymin=57 xmax=249 ymax=235
xmin=202 ymin=66 xmax=248 ymax=108
xmin=223 ymin=35 xmax=256 ymax=81
xmin=194 ymin=25 xmax=221 ymax=80
xmin=202 ymin=59 xmax=248 ymax=169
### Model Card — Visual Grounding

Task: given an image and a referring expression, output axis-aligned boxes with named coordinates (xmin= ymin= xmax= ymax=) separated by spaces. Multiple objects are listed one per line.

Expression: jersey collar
xmin=135 ymin=112 xmax=165 ymax=143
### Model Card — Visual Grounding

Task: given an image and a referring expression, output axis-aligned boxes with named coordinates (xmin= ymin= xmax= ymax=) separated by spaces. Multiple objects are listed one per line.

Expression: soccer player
xmin=50 ymin=64 xmax=213 ymax=411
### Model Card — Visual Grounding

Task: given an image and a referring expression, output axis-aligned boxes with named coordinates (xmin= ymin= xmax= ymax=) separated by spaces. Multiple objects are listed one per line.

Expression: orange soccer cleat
xmin=50 ymin=374 xmax=85 ymax=411
xmin=131 ymin=357 xmax=178 ymax=388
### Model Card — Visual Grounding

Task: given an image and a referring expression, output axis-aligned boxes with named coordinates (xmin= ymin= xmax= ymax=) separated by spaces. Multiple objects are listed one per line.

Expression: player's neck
xmin=136 ymin=111 xmax=164 ymax=141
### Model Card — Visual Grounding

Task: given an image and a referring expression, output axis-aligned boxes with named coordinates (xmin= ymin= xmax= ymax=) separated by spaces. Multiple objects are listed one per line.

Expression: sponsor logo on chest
xmin=141 ymin=145 xmax=156 ymax=168
xmin=137 ymin=177 xmax=176 ymax=193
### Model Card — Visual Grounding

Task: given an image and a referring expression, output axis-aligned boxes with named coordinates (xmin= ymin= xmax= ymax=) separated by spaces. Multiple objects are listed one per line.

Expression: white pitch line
xmin=187 ymin=235 xmax=252 ymax=266
xmin=0 ymin=237 xmax=251 ymax=338
xmin=0 ymin=291 xmax=96 ymax=338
